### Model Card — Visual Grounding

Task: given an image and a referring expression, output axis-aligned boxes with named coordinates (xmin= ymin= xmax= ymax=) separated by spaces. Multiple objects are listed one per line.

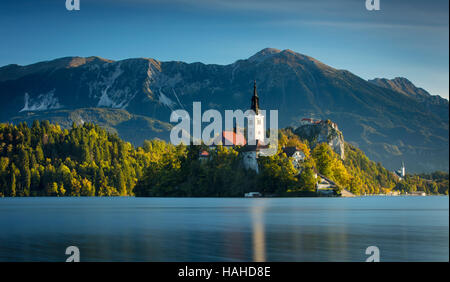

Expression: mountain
xmin=0 ymin=48 xmax=448 ymax=172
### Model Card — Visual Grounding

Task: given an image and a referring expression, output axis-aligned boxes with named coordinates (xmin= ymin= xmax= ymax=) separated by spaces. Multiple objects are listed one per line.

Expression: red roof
xmin=241 ymin=139 xmax=269 ymax=152
xmin=302 ymin=118 xmax=321 ymax=124
xmin=199 ymin=150 xmax=209 ymax=157
xmin=214 ymin=131 xmax=246 ymax=146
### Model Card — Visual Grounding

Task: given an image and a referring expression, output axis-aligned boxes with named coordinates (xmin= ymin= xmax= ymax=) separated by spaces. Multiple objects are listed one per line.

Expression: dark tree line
xmin=0 ymin=121 xmax=148 ymax=196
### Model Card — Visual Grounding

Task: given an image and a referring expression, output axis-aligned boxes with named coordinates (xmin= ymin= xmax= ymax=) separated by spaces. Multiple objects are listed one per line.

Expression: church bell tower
xmin=248 ymin=81 xmax=265 ymax=144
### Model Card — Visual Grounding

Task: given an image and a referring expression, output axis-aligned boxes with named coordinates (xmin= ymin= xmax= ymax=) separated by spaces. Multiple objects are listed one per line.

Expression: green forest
xmin=0 ymin=122 xmax=448 ymax=197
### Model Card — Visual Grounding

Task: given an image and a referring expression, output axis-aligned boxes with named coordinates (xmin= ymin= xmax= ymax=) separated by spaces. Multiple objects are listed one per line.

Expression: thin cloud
xmin=266 ymin=19 xmax=449 ymax=32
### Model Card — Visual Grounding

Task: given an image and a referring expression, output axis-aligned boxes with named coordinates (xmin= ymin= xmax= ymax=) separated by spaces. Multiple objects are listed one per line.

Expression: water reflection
xmin=0 ymin=197 xmax=447 ymax=261
xmin=251 ymin=202 xmax=266 ymax=262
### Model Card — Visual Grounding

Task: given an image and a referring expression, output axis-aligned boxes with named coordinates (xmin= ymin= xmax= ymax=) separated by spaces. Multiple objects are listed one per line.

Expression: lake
xmin=0 ymin=196 xmax=448 ymax=262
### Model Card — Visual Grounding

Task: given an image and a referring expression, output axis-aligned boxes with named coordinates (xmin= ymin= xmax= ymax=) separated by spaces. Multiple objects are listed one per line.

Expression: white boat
xmin=244 ymin=192 xmax=262 ymax=198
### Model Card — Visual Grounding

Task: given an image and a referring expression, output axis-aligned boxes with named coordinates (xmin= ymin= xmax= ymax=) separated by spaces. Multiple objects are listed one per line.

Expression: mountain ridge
xmin=0 ymin=48 xmax=447 ymax=172
xmin=1 ymin=51 xmax=448 ymax=100
xmin=369 ymin=77 xmax=448 ymax=103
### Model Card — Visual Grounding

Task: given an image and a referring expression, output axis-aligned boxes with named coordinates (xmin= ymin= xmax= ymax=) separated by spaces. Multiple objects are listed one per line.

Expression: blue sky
xmin=0 ymin=0 xmax=448 ymax=98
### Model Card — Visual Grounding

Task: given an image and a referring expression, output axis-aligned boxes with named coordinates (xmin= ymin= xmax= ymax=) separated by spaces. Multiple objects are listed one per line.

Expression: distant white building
xmin=300 ymin=118 xmax=338 ymax=131
xmin=394 ymin=161 xmax=406 ymax=180
xmin=281 ymin=147 xmax=306 ymax=170
xmin=300 ymin=118 xmax=321 ymax=126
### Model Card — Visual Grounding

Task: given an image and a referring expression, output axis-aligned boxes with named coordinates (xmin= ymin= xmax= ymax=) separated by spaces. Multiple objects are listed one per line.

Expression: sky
xmin=0 ymin=0 xmax=448 ymax=98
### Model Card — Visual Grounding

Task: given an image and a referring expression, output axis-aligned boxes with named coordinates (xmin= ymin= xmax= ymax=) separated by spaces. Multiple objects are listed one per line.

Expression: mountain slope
xmin=0 ymin=48 xmax=448 ymax=172
xmin=10 ymin=108 xmax=172 ymax=146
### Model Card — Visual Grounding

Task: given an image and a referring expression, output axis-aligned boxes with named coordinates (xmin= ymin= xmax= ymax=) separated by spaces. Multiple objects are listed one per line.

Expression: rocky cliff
xmin=294 ymin=119 xmax=345 ymax=159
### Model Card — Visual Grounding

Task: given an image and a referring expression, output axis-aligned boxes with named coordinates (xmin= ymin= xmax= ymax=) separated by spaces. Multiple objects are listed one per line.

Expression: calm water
xmin=0 ymin=197 xmax=448 ymax=262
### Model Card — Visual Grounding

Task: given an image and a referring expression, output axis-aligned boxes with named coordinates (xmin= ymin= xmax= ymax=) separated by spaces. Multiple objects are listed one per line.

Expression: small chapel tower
xmin=400 ymin=161 xmax=406 ymax=178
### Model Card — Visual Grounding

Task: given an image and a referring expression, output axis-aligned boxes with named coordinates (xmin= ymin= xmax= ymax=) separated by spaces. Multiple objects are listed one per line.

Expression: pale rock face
xmin=20 ymin=90 xmax=62 ymax=112
xmin=92 ymin=63 xmax=133 ymax=109
xmin=158 ymin=90 xmax=176 ymax=108
xmin=327 ymin=134 xmax=345 ymax=160
xmin=295 ymin=121 xmax=345 ymax=159
xmin=242 ymin=151 xmax=259 ymax=173
xmin=317 ymin=124 xmax=345 ymax=160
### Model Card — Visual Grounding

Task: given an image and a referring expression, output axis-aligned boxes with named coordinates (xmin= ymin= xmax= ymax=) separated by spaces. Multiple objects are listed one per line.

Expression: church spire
xmin=251 ymin=80 xmax=260 ymax=114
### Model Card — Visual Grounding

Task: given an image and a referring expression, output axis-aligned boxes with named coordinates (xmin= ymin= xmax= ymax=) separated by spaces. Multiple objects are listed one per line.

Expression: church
xmin=198 ymin=81 xmax=269 ymax=173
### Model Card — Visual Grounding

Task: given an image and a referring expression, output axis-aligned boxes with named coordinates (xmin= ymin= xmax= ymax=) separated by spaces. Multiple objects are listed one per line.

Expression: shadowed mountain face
xmin=368 ymin=77 xmax=449 ymax=119
xmin=369 ymin=77 xmax=449 ymax=105
xmin=369 ymin=77 xmax=431 ymax=99
xmin=0 ymin=48 xmax=448 ymax=172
